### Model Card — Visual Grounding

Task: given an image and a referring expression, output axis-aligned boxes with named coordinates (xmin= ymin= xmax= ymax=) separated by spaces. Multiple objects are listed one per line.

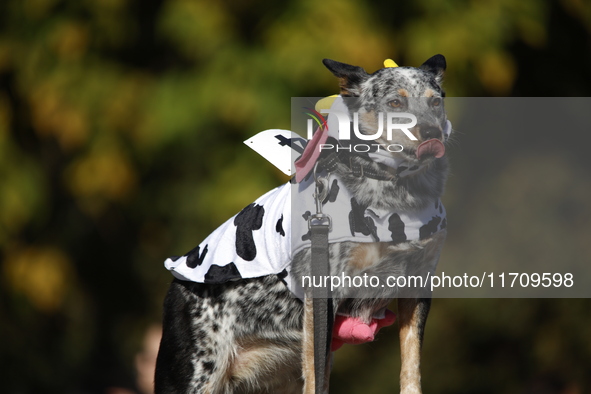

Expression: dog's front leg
xmin=398 ymin=297 xmax=431 ymax=394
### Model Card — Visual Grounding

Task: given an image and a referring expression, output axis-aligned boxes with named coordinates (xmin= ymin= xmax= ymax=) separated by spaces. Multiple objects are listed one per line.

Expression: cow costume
xmin=164 ymin=95 xmax=451 ymax=347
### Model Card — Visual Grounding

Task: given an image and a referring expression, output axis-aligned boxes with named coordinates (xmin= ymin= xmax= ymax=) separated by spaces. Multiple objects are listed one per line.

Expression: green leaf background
xmin=1 ymin=0 xmax=590 ymax=392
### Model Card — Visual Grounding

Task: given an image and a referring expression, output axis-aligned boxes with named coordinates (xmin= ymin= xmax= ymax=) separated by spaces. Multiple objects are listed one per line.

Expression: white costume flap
xmin=244 ymin=129 xmax=306 ymax=176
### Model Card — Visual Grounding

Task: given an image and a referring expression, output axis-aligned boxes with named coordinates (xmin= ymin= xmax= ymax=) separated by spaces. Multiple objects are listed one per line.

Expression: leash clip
xmin=309 ymin=162 xmax=332 ymax=231
xmin=308 ymin=213 xmax=332 ymax=231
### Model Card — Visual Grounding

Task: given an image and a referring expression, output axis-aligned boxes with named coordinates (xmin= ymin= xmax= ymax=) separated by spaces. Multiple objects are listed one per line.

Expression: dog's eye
xmin=388 ymin=99 xmax=402 ymax=108
xmin=432 ymin=98 xmax=442 ymax=107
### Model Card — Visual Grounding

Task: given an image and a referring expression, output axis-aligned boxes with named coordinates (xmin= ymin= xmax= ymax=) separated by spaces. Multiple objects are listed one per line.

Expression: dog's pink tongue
xmin=416 ymin=139 xmax=445 ymax=159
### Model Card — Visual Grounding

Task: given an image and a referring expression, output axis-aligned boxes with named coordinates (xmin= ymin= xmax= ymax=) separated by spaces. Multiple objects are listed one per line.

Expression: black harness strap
xmin=318 ymin=151 xmax=396 ymax=181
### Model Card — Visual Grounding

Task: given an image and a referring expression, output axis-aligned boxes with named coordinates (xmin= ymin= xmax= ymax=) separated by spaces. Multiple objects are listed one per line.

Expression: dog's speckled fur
xmin=155 ymin=55 xmax=450 ymax=394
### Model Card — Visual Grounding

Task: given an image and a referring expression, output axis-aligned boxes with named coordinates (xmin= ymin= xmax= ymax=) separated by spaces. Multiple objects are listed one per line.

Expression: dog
xmin=155 ymin=54 xmax=450 ymax=394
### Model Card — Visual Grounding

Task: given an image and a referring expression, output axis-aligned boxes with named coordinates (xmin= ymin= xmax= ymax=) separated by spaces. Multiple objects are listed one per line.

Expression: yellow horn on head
xmin=383 ymin=59 xmax=399 ymax=68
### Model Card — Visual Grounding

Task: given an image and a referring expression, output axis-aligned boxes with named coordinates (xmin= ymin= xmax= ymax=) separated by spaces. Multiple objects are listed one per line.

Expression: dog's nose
xmin=419 ymin=126 xmax=442 ymax=140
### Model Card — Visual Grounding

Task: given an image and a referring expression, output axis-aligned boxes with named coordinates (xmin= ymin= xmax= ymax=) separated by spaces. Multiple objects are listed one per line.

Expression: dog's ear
xmin=419 ymin=54 xmax=446 ymax=84
xmin=322 ymin=59 xmax=369 ymax=97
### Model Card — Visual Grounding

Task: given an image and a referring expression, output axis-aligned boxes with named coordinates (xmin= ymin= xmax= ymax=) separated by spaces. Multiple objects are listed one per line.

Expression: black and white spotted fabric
xmin=165 ymin=182 xmax=293 ymax=287
xmin=165 ymin=176 xmax=446 ymax=297
xmin=292 ymin=175 xmax=446 ymax=249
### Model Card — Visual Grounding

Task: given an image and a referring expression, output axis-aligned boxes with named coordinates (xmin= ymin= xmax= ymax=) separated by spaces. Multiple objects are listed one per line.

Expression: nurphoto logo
xmin=304 ymin=107 xmax=418 ymax=153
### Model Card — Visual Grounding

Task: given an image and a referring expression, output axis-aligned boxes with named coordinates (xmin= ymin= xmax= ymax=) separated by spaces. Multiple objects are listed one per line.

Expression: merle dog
xmin=155 ymin=54 xmax=450 ymax=394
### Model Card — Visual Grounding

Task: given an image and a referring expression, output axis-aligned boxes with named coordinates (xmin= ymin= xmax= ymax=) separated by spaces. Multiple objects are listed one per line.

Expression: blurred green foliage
xmin=1 ymin=0 xmax=590 ymax=393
